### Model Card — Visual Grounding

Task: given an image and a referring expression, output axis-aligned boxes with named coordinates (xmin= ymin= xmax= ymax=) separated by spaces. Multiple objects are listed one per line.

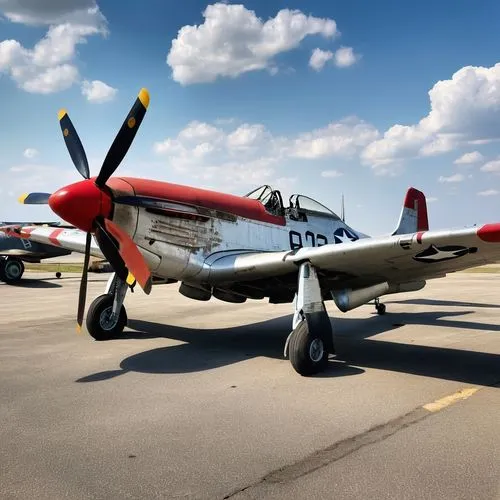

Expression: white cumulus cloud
xmin=291 ymin=117 xmax=379 ymax=159
xmin=153 ymin=117 xmax=375 ymax=190
xmin=362 ymin=63 xmax=500 ymax=171
xmin=0 ymin=1 xmax=107 ymax=94
xmin=23 ymin=147 xmax=38 ymax=159
xmin=166 ymin=3 xmax=338 ymax=85
xmin=480 ymin=159 xmax=500 ymax=173
xmin=321 ymin=170 xmax=343 ymax=177
xmin=309 ymin=48 xmax=333 ymax=71
xmin=438 ymin=173 xmax=465 ymax=183
xmin=334 ymin=46 xmax=360 ymax=67
xmin=0 ymin=0 xmax=105 ymax=26
xmin=454 ymin=151 xmax=484 ymax=165
xmin=81 ymin=79 xmax=117 ymax=102
xmin=477 ymin=189 xmax=499 ymax=196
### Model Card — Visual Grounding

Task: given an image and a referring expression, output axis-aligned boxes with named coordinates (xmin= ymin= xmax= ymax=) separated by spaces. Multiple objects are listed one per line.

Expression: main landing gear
xmin=0 ymin=257 xmax=24 ymax=284
xmin=284 ymin=262 xmax=335 ymax=376
xmin=86 ymin=273 xmax=128 ymax=341
xmin=374 ymin=297 xmax=386 ymax=315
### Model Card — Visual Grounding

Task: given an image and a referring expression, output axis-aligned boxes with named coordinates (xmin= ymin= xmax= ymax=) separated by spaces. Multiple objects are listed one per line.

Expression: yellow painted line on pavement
xmin=423 ymin=387 xmax=479 ymax=413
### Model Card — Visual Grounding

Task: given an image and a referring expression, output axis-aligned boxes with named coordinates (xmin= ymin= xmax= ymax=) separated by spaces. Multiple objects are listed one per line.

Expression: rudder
xmin=392 ymin=187 xmax=429 ymax=236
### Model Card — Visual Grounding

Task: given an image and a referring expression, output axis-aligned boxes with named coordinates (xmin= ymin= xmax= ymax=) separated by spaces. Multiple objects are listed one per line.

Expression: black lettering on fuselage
xmin=289 ymin=230 xmax=303 ymax=250
xmin=289 ymin=231 xmax=329 ymax=250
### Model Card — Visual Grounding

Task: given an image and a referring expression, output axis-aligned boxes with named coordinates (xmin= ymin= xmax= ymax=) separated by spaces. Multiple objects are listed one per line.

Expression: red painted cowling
xmin=113 ymin=177 xmax=286 ymax=226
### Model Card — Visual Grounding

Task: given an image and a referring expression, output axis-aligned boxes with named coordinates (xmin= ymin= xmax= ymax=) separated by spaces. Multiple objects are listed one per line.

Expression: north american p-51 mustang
xmin=0 ymin=221 xmax=72 ymax=283
xmin=7 ymin=88 xmax=500 ymax=376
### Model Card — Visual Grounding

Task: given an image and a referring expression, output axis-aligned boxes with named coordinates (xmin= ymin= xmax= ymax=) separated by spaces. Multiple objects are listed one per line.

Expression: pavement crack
xmin=223 ymin=383 xmax=495 ymax=499
xmin=222 ymin=406 xmax=438 ymax=499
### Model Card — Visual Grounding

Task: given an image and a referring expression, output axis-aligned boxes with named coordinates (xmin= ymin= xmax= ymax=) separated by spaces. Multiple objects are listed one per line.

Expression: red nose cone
xmin=48 ymin=180 xmax=112 ymax=232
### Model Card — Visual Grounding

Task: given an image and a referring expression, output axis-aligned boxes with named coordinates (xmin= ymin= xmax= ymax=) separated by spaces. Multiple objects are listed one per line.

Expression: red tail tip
xmin=404 ymin=187 xmax=429 ymax=231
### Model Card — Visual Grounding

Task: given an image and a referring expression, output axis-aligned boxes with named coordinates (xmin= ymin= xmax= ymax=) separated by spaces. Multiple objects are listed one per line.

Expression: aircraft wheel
xmin=0 ymin=258 xmax=24 ymax=284
xmin=86 ymin=294 xmax=127 ymax=341
xmin=289 ymin=319 xmax=328 ymax=376
xmin=376 ymin=303 xmax=386 ymax=315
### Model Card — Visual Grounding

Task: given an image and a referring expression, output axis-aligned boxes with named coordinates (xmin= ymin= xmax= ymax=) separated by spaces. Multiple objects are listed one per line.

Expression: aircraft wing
xmin=206 ymin=224 xmax=500 ymax=289
xmin=0 ymin=225 xmax=103 ymax=259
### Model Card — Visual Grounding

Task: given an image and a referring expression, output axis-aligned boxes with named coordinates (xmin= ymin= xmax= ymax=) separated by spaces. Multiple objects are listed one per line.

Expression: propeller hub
xmin=48 ymin=180 xmax=112 ymax=232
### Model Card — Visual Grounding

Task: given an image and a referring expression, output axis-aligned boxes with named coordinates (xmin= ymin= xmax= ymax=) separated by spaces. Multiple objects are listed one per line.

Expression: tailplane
xmin=392 ymin=187 xmax=429 ymax=236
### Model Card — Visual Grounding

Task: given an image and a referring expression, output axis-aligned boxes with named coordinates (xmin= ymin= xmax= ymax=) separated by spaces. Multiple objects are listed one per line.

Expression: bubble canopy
xmin=244 ymin=185 xmax=340 ymax=219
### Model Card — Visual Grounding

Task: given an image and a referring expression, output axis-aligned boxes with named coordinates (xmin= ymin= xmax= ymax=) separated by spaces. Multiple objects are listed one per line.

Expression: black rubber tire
xmin=0 ymin=258 xmax=24 ymax=284
xmin=55 ymin=272 xmax=62 ymax=279
xmin=86 ymin=294 xmax=127 ymax=341
xmin=289 ymin=320 xmax=329 ymax=376
xmin=376 ymin=303 xmax=386 ymax=315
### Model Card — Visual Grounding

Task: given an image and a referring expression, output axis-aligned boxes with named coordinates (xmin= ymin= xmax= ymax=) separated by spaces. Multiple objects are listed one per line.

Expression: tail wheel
xmin=289 ymin=319 xmax=329 ymax=376
xmin=86 ymin=294 xmax=127 ymax=341
xmin=0 ymin=258 xmax=24 ymax=284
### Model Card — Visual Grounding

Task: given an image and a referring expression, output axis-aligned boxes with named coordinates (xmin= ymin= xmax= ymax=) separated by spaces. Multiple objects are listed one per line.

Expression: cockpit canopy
xmin=244 ymin=185 xmax=340 ymax=220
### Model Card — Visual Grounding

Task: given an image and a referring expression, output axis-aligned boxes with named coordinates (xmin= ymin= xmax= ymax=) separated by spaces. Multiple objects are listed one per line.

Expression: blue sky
xmin=1 ymin=0 xmax=500 ymax=235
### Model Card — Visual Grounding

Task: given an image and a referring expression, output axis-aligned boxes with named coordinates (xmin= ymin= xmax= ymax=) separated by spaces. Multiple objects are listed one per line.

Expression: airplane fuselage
xmin=107 ymin=177 xmax=363 ymax=286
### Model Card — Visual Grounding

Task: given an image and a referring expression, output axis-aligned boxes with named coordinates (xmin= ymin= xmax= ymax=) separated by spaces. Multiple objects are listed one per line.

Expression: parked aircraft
xmin=8 ymin=88 xmax=500 ymax=376
xmin=0 ymin=221 xmax=73 ymax=283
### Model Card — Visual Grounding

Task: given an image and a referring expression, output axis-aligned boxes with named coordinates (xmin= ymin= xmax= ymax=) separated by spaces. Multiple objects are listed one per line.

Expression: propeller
xmin=77 ymin=232 xmax=92 ymax=331
xmin=22 ymin=88 xmax=153 ymax=331
xmin=18 ymin=192 xmax=51 ymax=204
xmin=95 ymin=89 xmax=149 ymax=188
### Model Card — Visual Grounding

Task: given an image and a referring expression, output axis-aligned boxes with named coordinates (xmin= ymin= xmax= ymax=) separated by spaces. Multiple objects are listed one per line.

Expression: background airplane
xmin=9 ymin=88 xmax=500 ymax=376
xmin=0 ymin=221 xmax=73 ymax=284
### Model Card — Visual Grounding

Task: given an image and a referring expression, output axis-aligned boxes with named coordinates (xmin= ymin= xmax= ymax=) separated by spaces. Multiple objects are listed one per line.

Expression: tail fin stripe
xmin=392 ymin=187 xmax=429 ymax=236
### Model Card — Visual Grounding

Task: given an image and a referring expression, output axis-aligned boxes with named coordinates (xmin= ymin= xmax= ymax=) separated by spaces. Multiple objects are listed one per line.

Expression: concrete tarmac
xmin=0 ymin=272 xmax=499 ymax=499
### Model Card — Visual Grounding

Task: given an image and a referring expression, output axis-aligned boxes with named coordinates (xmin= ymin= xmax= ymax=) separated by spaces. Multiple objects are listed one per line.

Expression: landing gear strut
xmin=86 ymin=273 xmax=128 ymax=340
xmin=375 ymin=297 xmax=386 ymax=315
xmin=0 ymin=257 xmax=24 ymax=284
xmin=284 ymin=262 xmax=335 ymax=376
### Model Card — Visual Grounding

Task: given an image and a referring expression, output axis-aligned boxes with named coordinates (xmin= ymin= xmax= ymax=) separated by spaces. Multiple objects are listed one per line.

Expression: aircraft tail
xmin=392 ymin=187 xmax=429 ymax=236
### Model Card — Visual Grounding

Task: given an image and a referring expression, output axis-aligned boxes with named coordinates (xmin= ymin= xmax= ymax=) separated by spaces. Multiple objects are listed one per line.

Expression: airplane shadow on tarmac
xmin=0 ymin=278 xmax=62 ymax=288
xmin=77 ymin=307 xmax=500 ymax=386
xmin=388 ymin=298 xmax=500 ymax=309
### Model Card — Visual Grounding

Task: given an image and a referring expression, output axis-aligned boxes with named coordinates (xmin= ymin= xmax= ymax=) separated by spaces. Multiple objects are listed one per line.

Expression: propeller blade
xmin=94 ymin=219 xmax=129 ymax=284
xmin=77 ymin=231 xmax=92 ymax=332
xmin=18 ymin=192 xmax=51 ymax=204
xmin=103 ymin=219 xmax=152 ymax=295
xmin=58 ymin=109 xmax=90 ymax=180
xmin=95 ymin=88 xmax=150 ymax=188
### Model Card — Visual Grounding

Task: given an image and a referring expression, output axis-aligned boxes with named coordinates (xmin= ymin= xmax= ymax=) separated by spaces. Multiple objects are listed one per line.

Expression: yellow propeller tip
xmin=138 ymin=88 xmax=150 ymax=109
xmin=18 ymin=193 xmax=28 ymax=204
xmin=76 ymin=324 xmax=82 ymax=333
xmin=58 ymin=108 xmax=67 ymax=121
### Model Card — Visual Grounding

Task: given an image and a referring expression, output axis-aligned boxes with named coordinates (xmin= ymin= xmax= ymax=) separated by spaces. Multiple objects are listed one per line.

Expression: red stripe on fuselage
xmin=48 ymin=228 xmax=64 ymax=246
xmin=416 ymin=231 xmax=425 ymax=243
xmin=14 ymin=227 xmax=36 ymax=239
xmin=477 ymin=223 xmax=500 ymax=242
xmin=112 ymin=177 xmax=286 ymax=226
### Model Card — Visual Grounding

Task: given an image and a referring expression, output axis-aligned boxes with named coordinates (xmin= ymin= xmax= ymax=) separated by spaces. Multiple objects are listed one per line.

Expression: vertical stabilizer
xmin=392 ymin=187 xmax=429 ymax=236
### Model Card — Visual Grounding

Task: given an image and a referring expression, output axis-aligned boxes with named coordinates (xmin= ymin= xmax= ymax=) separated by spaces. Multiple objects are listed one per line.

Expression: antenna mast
xmin=341 ymin=193 xmax=345 ymax=222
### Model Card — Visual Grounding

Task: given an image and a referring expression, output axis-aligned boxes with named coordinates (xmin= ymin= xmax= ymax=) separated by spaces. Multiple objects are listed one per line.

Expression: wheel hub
xmin=99 ymin=306 xmax=118 ymax=331
xmin=5 ymin=261 xmax=22 ymax=280
xmin=309 ymin=338 xmax=324 ymax=363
